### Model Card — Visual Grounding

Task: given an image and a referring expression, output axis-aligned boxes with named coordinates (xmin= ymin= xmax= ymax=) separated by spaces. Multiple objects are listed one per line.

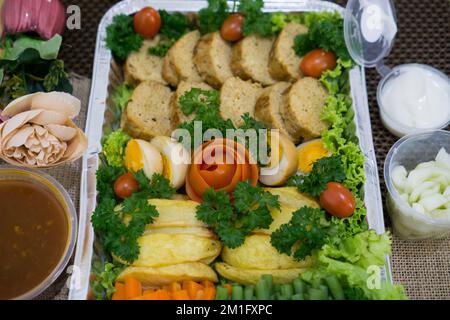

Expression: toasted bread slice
xmin=269 ymin=23 xmax=308 ymax=81
xmin=166 ymin=30 xmax=202 ymax=85
xmin=124 ymin=36 xmax=167 ymax=86
xmin=172 ymin=81 xmax=212 ymax=126
xmin=254 ymin=82 xmax=297 ymax=143
xmin=280 ymin=77 xmax=329 ymax=141
xmin=194 ymin=32 xmax=234 ymax=89
xmin=121 ymin=81 xmax=174 ymax=140
xmin=162 ymin=54 xmax=179 ymax=87
xmin=231 ymin=35 xmax=276 ymax=86
xmin=220 ymin=77 xmax=262 ymax=127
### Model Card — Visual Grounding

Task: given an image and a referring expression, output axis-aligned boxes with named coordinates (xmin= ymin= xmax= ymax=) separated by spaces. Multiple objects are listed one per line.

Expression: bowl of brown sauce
xmin=0 ymin=166 xmax=77 ymax=300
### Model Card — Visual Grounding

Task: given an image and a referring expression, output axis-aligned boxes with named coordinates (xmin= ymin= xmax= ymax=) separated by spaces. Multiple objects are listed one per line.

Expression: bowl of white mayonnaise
xmin=377 ymin=64 xmax=450 ymax=137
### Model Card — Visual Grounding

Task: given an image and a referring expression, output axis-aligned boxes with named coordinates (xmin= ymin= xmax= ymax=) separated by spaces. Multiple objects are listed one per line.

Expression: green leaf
xmin=106 ymin=14 xmax=143 ymax=60
xmin=2 ymin=35 xmax=62 ymax=61
xmin=159 ymin=10 xmax=190 ymax=40
xmin=198 ymin=0 xmax=230 ymax=34
xmin=196 ymin=182 xmax=279 ymax=248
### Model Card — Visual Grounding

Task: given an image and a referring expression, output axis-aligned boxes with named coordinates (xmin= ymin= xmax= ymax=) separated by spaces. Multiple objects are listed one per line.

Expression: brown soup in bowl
xmin=0 ymin=167 xmax=77 ymax=300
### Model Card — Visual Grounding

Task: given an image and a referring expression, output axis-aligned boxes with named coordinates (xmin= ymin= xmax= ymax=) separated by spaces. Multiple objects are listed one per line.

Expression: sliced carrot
xmin=201 ymin=280 xmax=215 ymax=288
xmin=165 ymin=282 xmax=182 ymax=293
xmin=203 ymin=287 xmax=216 ymax=300
xmin=222 ymin=283 xmax=233 ymax=296
xmin=183 ymin=281 xmax=204 ymax=299
xmin=112 ymin=282 xmax=126 ymax=300
xmin=124 ymin=276 xmax=142 ymax=300
xmin=143 ymin=289 xmax=155 ymax=295
xmin=172 ymin=289 xmax=190 ymax=300
xmin=142 ymin=291 xmax=160 ymax=300
xmin=142 ymin=289 xmax=170 ymax=300
xmin=194 ymin=289 xmax=205 ymax=300
xmin=155 ymin=289 xmax=171 ymax=300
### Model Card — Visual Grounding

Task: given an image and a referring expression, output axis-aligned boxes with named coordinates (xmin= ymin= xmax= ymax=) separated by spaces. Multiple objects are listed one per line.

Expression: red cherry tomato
xmin=220 ymin=13 xmax=244 ymax=42
xmin=300 ymin=49 xmax=337 ymax=78
xmin=114 ymin=172 xmax=139 ymax=199
xmin=319 ymin=182 xmax=355 ymax=218
xmin=133 ymin=7 xmax=161 ymax=38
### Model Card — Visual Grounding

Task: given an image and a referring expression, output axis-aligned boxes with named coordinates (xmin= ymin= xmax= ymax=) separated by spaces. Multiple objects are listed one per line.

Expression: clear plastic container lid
xmin=344 ymin=0 xmax=398 ymax=72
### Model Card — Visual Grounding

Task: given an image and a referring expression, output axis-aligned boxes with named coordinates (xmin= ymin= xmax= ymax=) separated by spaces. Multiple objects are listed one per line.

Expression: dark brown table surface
xmin=57 ymin=0 xmax=450 ymax=299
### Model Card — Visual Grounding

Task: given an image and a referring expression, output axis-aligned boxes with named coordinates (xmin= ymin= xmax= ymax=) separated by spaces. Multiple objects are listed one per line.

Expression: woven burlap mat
xmin=19 ymin=0 xmax=448 ymax=300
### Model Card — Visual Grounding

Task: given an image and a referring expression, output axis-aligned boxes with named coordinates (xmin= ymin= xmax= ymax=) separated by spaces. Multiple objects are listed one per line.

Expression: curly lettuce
xmin=320 ymin=59 xmax=368 ymax=237
xmin=101 ymin=129 xmax=130 ymax=167
xmin=312 ymin=230 xmax=407 ymax=300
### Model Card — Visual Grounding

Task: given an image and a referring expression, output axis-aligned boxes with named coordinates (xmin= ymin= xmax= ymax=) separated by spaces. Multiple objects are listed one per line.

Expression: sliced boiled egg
xmin=259 ymin=132 xmax=298 ymax=186
xmin=150 ymin=136 xmax=190 ymax=189
xmin=124 ymin=139 xmax=163 ymax=179
xmin=297 ymin=138 xmax=330 ymax=175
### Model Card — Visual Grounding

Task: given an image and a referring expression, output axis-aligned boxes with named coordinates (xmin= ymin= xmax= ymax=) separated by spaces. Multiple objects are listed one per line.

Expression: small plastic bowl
xmin=377 ymin=64 xmax=450 ymax=137
xmin=0 ymin=166 xmax=77 ymax=300
xmin=384 ymin=130 xmax=450 ymax=239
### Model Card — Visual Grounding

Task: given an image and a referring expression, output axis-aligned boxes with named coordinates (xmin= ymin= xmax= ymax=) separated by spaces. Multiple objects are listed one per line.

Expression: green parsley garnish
xmin=239 ymin=0 xmax=274 ymax=37
xmin=196 ymin=182 xmax=280 ymax=248
xmin=293 ymin=12 xmax=351 ymax=61
xmin=91 ymin=164 xmax=175 ymax=263
xmin=106 ymin=14 xmax=143 ymax=60
xmin=287 ymin=155 xmax=346 ymax=197
xmin=198 ymin=0 xmax=230 ymax=34
xmin=270 ymin=206 xmax=343 ymax=260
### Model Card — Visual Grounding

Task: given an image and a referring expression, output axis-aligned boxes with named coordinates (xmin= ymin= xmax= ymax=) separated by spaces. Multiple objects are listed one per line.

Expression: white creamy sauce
xmin=381 ymin=65 xmax=450 ymax=129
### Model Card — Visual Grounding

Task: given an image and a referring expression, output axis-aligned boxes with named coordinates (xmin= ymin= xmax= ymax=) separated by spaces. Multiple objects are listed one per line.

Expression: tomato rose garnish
xmin=186 ymin=139 xmax=259 ymax=202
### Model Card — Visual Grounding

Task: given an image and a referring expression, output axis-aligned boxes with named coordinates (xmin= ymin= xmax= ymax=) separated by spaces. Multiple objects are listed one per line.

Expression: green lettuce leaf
xmin=2 ymin=35 xmax=62 ymax=61
xmin=316 ymin=230 xmax=407 ymax=300
xmin=300 ymin=231 xmax=407 ymax=300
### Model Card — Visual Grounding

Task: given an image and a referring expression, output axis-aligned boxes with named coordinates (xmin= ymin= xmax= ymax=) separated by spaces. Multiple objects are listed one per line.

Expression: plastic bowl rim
xmin=0 ymin=165 xmax=78 ymax=300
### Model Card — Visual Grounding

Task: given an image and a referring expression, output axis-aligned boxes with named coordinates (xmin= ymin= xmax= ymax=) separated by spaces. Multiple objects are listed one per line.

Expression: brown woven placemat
xmin=50 ymin=0 xmax=449 ymax=300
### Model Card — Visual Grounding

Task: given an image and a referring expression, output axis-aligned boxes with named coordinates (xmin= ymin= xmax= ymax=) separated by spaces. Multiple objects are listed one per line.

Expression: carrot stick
xmin=124 ymin=277 xmax=142 ymax=300
xmin=112 ymin=282 xmax=126 ymax=300
xmin=203 ymin=287 xmax=216 ymax=300
xmin=201 ymin=280 xmax=215 ymax=288
xmin=172 ymin=290 xmax=190 ymax=300
xmin=184 ymin=281 xmax=204 ymax=299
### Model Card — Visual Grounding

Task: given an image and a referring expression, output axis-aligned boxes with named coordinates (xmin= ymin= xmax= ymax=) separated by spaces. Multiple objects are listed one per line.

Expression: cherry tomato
xmin=133 ymin=7 xmax=161 ymax=38
xmin=300 ymin=49 xmax=337 ymax=78
xmin=114 ymin=172 xmax=139 ymax=199
xmin=319 ymin=182 xmax=355 ymax=218
xmin=220 ymin=13 xmax=244 ymax=42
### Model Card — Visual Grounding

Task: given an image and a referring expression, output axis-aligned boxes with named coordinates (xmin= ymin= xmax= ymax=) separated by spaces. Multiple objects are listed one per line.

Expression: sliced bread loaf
xmin=124 ymin=36 xmax=167 ymax=86
xmin=172 ymin=81 xmax=212 ymax=126
xmin=230 ymin=35 xmax=276 ymax=86
xmin=254 ymin=82 xmax=297 ymax=143
xmin=194 ymin=32 xmax=234 ymax=89
xmin=121 ymin=81 xmax=174 ymax=140
xmin=220 ymin=77 xmax=262 ymax=127
xmin=269 ymin=23 xmax=308 ymax=82
xmin=167 ymin=30 xmax=203 ymax=84
xmin=280 ymin=77 xmax=329 ymax=141
xmin=162 ymin=54 xmax=179 ymax=87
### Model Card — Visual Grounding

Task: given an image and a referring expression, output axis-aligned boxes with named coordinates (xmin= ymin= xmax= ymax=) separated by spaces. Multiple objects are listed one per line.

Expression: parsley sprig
xmin=176 ymin=88 xmax=270 ymax=165
xmin=196 ymin=182 xmax=280 ymax=248
xmin=293 ymin=12 xmax=351 ymax=61
xmin=239 ymin=0 xmax=274 ymax=37
xmin=106 ymin=14 xmax=143 ymax=60
xmin=270 ymin=206 xmax=343 ymax=260
xmin=287 ymin=155 xmax=346 ymax=197
xmin=91 ymin=165 xmax=175 ymax=263
xmin=198 ymin=0 xmax=231 ymax=34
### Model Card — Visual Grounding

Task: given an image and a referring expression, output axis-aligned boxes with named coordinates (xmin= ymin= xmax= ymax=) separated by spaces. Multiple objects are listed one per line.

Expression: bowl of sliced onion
xmin=384 ymin=130 xmax=450 ymax=239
